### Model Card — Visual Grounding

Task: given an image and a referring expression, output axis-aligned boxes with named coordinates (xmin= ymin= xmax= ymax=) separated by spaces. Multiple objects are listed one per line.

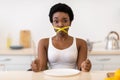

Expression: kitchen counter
xmin=88 ymin=48 xmax=120 ymax=70
xmin=89 ymin=48 xmax=120 ymax=55
xmin=0 ymin=48 xmax=35 ymax=56
xmin=0 ymin=71 xmax=110 ymax=80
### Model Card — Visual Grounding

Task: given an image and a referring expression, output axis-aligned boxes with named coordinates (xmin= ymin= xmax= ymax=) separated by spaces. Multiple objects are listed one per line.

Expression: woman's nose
xmin=58 ymin=22 xmax=64 ymax=27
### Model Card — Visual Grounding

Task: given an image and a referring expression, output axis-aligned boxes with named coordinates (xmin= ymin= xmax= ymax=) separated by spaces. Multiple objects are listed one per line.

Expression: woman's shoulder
xmin=39 ymin=38 xmax=49 ymax=42
xmin=76 ymin=37 xmax=86 ymax=41
xmin=38 ymin=38 xmax=49 ymax=45
xmin=75 ymin=37 xmax=87 ymax=45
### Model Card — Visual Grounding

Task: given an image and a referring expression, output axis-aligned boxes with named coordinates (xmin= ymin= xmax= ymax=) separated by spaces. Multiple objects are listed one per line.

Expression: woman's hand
xmin=31 ymin=58 xmax=41 ymax=72
xmin=81 ymin=59 xmax=91 ymax=72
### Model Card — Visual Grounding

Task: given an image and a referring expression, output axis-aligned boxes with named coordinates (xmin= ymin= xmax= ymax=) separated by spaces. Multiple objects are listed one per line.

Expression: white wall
xmin=0 ymin=0 xmax=120 ymax=48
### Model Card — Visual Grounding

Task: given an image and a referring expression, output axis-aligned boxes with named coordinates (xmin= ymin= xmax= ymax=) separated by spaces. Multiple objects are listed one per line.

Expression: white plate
xmin=43 ymin=68 xmax=80 ymax=77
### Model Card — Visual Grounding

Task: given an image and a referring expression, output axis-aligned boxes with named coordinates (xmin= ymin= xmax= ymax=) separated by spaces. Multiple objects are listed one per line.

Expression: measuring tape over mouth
xmin=53 ymin=26 xmax=70 ymax=34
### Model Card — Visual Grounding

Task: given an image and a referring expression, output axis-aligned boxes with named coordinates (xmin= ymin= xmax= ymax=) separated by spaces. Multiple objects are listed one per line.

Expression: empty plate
xmin=43 ymin=68 xmax=80 ymax=77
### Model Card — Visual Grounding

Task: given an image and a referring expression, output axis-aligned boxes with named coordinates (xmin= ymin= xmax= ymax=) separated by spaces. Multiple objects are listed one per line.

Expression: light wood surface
xmin=0 ymin=71 xmax=109 ymax=80
xmin=89 ymin=48 xmax=120 ymax=55
xmin=0 ymin=48 xmax=34 ymax=56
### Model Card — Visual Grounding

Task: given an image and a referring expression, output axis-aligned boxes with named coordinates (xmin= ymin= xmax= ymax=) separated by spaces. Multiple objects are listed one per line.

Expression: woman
xmin=31 ymin=3 xmax=91 ymax=72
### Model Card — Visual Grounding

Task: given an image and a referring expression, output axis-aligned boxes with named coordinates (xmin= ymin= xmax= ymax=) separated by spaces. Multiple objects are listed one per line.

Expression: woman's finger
xmin=31 ymin=59 xmax=40 ymax=72
xmin=81 ymin=59 xmax=91 ymax=72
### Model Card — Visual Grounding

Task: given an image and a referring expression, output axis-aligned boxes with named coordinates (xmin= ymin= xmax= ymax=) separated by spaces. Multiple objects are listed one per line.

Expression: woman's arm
xmin=76 ymin=38 xmax=91 ymax=71
xmin=31 ymin=38 xmax=48 ymax=72
xmin=37 ymin=38 xmax=48 ymax=71
xmin=76 ymin=38 xmax=87 ymax=70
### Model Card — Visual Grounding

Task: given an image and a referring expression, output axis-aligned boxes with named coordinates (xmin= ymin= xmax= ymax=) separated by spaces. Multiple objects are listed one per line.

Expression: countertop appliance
xmin=106 ymin=31 xmax=119 ymax=50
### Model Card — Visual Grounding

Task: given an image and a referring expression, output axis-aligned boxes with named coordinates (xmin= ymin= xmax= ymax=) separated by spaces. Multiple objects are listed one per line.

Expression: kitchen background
xmin=0 ymin=0 xmax=120 ymax=48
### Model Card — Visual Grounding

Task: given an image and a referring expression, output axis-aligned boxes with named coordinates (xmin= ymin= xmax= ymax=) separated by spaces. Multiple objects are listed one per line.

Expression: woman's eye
xmin=63 ymin=19 xmax=68 ymax=23
xmin=53 ymin=20 xmax=58 ymax=23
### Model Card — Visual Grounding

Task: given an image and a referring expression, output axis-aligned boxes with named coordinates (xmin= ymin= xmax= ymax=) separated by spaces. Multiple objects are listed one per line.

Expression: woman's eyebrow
xmin=53 ymin=17 xmax=69 ymax=20
xmin=63 ymin=18 xmax=68 ymax=19
xmin=53 ymin=17 xmax=58 ymax=19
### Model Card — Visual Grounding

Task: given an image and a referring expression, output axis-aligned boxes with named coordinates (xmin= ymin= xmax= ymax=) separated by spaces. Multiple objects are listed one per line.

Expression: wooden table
xmin=0 ymin=71 xmax=110 ymax=80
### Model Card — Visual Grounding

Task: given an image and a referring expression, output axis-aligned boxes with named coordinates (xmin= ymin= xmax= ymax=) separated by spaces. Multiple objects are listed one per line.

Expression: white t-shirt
xmin=48 ymin=37 xmax=78 ymax=69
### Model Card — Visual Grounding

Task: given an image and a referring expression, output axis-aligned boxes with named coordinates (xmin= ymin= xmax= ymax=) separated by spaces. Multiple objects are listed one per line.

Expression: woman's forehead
xmin=52 ymin=12 xmax=70 ymax=19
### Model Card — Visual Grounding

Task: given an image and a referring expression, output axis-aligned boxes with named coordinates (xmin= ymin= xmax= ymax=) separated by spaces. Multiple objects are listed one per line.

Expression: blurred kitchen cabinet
xmin=0 ymin=55 xmax=34 ymax=71
xmin=0 ymin=48 xmax=35 ymax=71
xmin=89 ymin=54 xmax=120 ymax=71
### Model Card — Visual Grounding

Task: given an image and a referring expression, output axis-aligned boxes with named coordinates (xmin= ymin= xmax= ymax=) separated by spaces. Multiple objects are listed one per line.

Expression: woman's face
xmin=52 ymin=12 xmax=71 ymax=34
xmin=52 ymin=12 xmax=71 ymax=27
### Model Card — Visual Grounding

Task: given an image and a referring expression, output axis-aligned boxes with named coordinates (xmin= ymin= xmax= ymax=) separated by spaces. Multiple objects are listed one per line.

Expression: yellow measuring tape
xmin=53 ymin=26 xmax=70 ymax=34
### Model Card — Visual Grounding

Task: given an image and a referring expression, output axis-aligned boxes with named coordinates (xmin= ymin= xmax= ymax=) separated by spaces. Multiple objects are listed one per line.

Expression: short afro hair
xmin=49 ymin=3 xmax=74 ymax=23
